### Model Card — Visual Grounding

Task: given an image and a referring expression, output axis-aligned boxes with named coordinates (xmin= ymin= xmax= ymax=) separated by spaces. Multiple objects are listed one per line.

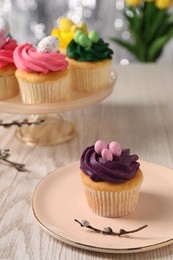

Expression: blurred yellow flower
xmin=125 ymin=0 xmax=141 ymax=6
xmin=155 ymin=0 xmax=173 ymax=9
xmin=125 ymin=0 xmax=173 ymax=8
xmin=111 ymin=0 xmax=173 ymax=62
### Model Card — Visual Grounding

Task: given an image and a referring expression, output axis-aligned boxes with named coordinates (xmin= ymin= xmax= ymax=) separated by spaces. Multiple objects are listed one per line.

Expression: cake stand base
xmin=15 ymin=114 xmax=77 ymax=146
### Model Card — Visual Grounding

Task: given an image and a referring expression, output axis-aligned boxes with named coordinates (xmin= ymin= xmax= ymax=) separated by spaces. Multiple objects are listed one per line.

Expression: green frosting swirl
xmin=66 ymin=39 xmax=113 ymax=61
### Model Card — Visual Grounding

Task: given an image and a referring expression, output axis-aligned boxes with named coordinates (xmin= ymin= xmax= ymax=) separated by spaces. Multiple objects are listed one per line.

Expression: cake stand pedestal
xmin=0 ymin=71 xmax=116 ymax=146
xmin=15 ymin=113 xmax=77 ymax=146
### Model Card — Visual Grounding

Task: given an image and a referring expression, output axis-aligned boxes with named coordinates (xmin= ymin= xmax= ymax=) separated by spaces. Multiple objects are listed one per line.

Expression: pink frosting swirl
xmin=13 ymin=43 xmax=68 ymax=74
xmin=0 ymin=38 xmax=17 ymax=69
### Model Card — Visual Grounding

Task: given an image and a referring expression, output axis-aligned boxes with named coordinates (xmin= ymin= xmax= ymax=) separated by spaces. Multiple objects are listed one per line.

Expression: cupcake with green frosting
xmin=66 ymin=30 xmax=113 ymax=92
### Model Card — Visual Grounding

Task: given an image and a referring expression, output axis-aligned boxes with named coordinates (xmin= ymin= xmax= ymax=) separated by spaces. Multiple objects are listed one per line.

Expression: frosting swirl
xmin=14 ymin=43 xmax=68 ymax=74
xmin=67 ymin=39 xmax=113 ymax=61
xmin=0 ymin=38 xmax=17 ymax=69
xmin=80 ymin=146 xmax=140 ymax=184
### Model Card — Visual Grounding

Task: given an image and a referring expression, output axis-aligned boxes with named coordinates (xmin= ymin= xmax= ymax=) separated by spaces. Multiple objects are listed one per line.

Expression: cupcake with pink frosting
xmin=0 ymin=29 xmax=19 ymax=100
xmin=80 ymin=140 xmax=143 ymax=217
xmin=14 ymin=36 xmax=69 ymax=104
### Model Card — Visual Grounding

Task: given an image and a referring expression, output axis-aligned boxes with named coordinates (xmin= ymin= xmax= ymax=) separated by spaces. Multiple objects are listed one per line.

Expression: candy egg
xmin=101 ymin=148 xmax=113 ymax=162
xmin=109 ymin=141 xmax=122 ymax=157
xmin=71 ymin=25 xmax=77 ymax=33
xmin=0 ymin=29 xmax=6 ymax=49
xmin=77 ymin=22 xmax=88 ymax=34
xmin=37 ymin=36 xmax=59 ymax=53
xmin=94 ymin=140 xmax=107 ymax=154
xmin=59 ymin=18 xmax=74 ymax=32
xmin=0 ymin=18 xmax=10 ymax=35
xmin=74 ymin=30 xmax=83 ymax=43
xmin=88 ymin=30 xmax=100 ymax=43
xmin=78 ymin=34 xmax=92 ymax=48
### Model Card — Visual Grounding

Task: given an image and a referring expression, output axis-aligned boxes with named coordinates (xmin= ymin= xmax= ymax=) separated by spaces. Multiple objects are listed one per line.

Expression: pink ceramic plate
xmin=32 ymin=160 xmax=173 ymax=253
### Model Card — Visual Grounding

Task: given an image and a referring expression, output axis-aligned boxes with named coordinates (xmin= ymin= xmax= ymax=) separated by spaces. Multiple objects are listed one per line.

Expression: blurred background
xmin=0 ymin=0 xmax=173 ymax=64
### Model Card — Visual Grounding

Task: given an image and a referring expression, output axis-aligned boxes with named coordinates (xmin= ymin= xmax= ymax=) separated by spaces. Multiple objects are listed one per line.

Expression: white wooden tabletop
xmin=1 ymin=64 xmax=173 ymax=260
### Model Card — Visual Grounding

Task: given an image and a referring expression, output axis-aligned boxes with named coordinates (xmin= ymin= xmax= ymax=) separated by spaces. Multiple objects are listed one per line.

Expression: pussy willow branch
xmin=0 ymin=119 xmax=44 ymax=128
xmin=0 ymin=149 xmax=27 ymax=172
xmin=74 ymin=219 xmax=148 ymax=237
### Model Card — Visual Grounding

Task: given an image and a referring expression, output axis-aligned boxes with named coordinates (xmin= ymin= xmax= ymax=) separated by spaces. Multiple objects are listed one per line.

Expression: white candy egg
xmin=0 ymin=18 xmax=10 ymax=35
xmin=37 ymin=36 xmax=59 ymax=53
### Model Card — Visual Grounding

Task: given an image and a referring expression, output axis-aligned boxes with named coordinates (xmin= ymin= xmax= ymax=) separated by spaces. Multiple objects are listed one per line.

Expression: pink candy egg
xmin=101 ymin=148 xmax=113 ymax=161
xmin=109 ymin=141 xmax=122 ymax=156
xmin=0 ymin=29 xmax=6 ymax=49
xmin=94 ymin=140 xmax=107 ymax=154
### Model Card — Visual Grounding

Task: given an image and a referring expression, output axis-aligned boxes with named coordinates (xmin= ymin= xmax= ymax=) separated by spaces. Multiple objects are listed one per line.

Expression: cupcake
xmin=13 ymin=36 xmax=69 ymax=104
xmin=0 ymin=29 xmax=19 ymax=100
xmin=80 ymin=140 xmax=143 ymax=218
xmin=51 ymin=17 xmax=88 ymax=54
xmin=66 ymin=30 xmax=113 ymax=92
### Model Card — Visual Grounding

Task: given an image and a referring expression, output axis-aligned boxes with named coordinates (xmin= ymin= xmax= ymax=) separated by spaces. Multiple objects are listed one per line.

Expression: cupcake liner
xmin=0 ymin=74 xmax=19 ymax=100
xmin=83 ymin=185 xmax=141 ymax=217
xmin=17 ymin=77 xmax=68 ymax=104
xmin=69 ymin=60 xmax=111 ymax=92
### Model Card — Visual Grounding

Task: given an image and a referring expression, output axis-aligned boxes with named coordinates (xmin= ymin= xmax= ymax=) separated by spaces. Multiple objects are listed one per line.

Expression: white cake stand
xmin=0 ymin=71 xmax=116 ymax=146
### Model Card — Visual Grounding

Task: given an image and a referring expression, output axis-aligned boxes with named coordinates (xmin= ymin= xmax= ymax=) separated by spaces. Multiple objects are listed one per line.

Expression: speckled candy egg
xmin=37 ymin=36 xmax=59 ymax=53
xmin=0 ymin=29 xmax=6 ymax=49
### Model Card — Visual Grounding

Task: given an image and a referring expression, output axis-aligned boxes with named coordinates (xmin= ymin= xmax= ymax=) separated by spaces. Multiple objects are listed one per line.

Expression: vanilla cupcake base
xmin=0 ymin=75 xmax=19 ymax=100
xmin=67 ymin=59 xmax=112 ymax=93
xmin=59 ymin=48 xmax=66 ymax=55
xmin=15 ymin=69 xmax=69 ymax=104
xmin=0 ymin=65 xmax=19 ymax=100
xmin=80 ymin=169 xmax=143 ymax=218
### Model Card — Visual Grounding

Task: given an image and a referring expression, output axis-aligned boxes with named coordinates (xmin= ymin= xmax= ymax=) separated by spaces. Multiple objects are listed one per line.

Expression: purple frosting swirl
xmin=80 ymin=146 xmax=140 ymax=184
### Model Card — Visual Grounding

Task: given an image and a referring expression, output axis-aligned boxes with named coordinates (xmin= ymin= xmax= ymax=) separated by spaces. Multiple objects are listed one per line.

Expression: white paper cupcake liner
xmin=0 ymin=74 xmax=19 ymax=100
xmin=83 ymin=185 xmax=141 ymax=217
xmin=17 ymin=77 xmax=68 ymax=104
xmin=69 ymin=62 xmax=111 ymax=92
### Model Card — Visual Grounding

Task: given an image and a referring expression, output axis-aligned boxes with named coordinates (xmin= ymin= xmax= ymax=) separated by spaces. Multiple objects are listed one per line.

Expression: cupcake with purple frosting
xmin=80 ymin=140 xmax=143 ymax=217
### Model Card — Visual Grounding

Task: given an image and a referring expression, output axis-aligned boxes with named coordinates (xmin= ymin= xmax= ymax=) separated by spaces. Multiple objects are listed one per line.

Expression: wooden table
xmin=1 ymin=64 xmax=173 ymax=259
